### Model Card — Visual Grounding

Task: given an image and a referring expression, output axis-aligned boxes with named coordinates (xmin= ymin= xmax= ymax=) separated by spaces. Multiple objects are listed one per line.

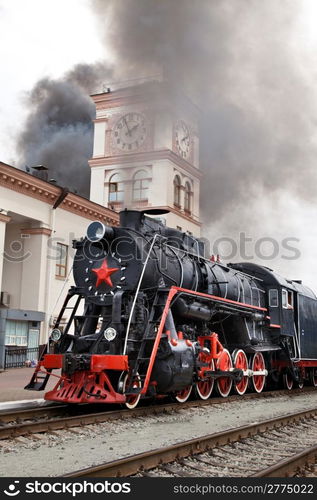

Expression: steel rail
xmin=64 ymin=406 xmax=317 ymax=478
xmin=0 ymin=386 xmax=315 ymax=440
xmin=0 ymin=404 xmax=68 ymax=423
xmin=252 ymin=444 xmax=317 ymax=477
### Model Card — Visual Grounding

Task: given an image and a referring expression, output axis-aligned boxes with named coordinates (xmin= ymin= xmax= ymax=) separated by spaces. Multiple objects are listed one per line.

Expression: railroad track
xmin=64 ymin=407 xmax=317 ymax=478
xmin=0 ymin=386 xmax=315 ymax=441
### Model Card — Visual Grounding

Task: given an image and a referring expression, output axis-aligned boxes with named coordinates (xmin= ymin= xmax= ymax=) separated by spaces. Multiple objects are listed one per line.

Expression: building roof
xmin=0 ymin=161 xmax=119 ymax=226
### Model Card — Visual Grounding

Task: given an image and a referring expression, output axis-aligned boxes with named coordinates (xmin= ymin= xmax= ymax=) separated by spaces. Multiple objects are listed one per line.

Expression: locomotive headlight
xmin=87 ymin=221 xmax=106 ymax=242
xmin=50 ymin=328 xmax=62 ymax=342
xmin=104 ymin=327 xmax=117 ymax=341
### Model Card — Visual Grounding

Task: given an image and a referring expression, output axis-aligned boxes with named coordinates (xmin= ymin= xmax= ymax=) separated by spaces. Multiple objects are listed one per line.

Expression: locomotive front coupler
xmin=63 ymin=353 xmax=91 ymax=375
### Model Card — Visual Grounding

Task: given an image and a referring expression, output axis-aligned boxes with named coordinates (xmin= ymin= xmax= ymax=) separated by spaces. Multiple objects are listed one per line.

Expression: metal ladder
xmin=24 ymin=290 xmax=84 ymax=391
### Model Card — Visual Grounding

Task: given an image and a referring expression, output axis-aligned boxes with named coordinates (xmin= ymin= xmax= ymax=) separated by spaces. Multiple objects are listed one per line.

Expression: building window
xmin=184 ymin=181 xmax=191 ymax=213
xmin=174 ymin=175 xmax=181 ymax=207
xmin=5 ymin=320 xmax=28 ymax=346
xmin=56 ymin=243 xmax=68 ymax=278
xmin=133 ymin=170 xmax=149 ymax=201
xmin=269 ymin=289 xmax=278 ymax=307
xmin=109 ymin=173 xmax=124 ymax=202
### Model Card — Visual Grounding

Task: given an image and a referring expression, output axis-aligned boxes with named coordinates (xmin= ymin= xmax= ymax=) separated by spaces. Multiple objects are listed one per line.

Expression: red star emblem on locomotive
xmin=92 ymin=259 xmax=119 ymax=288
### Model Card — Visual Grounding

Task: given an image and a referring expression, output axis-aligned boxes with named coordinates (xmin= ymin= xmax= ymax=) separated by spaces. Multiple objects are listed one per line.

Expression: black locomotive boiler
xmin=26 ymin=209 xmax=317 ymax=407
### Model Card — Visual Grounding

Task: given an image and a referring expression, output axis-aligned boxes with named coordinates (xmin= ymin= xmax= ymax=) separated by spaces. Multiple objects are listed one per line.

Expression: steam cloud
xmin=17 ymin=1 xmax=317 ymax=255
xmin=93 ymin=0 xmax=317 ymax=218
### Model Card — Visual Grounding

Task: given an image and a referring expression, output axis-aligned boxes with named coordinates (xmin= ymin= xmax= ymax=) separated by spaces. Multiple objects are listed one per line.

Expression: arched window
xmin=133 ymin=170 xmax=149 ymax=201
xmin=174 ymin=175 xmax=181 ymax=207
xmin=184 ymin=181 xmax=191 ymax=213
xmin=108 ymin=173 xmax=124 ymax=202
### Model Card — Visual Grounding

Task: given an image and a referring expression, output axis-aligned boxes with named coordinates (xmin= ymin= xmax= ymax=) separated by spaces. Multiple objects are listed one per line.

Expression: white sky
xmin=0 ymin=0 xmax=105 ymax=164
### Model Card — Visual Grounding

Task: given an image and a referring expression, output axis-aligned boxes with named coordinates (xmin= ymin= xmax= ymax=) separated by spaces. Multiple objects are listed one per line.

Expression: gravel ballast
xmin=1 ymin=390 xmax=317 ymax=477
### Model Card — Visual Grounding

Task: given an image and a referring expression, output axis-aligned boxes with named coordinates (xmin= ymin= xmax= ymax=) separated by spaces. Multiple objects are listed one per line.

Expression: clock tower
xmin=89 ymin=81 xmax=201 ymax=236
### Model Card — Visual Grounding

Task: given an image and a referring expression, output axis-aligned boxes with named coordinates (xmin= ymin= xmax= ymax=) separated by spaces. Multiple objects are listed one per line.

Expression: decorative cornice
xmin=20 ymin=227 xmax=52 ymax=236
xmin=93 ymin=118 xmax=108 ymax=123
xmin=60 ymin=192 xmax=119 ymax=225
xmin=0 ymin=213 xmax=11 ymax=223
xmin=0 ymin=162 xmax=119 ymax=226
xmin=90 ymin=82 xmax=201 ymax=118
xmin=89 ymin=149 xmax=202 ymax=180
xmin=151 ymin=205 xmax=201 ymax=227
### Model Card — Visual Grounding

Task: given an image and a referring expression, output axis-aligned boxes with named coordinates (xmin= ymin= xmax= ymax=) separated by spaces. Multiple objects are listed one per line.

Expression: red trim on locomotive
xmin=90 ymin=354 xmax=128 ymax=372
xmin=39 ymin=354 xmax=129 ymax=403
xmin=141 ymin=287 xmax=179 ymax=394
xmin=42 ymin=354 xmax=63 ymax=369
xmin=294 ymin=360 xmax=317 ymax=368
xmin=44 ymin=370 xmax=126 ymax=404
xmin=197 ymin=335 xmax=222 ymax=380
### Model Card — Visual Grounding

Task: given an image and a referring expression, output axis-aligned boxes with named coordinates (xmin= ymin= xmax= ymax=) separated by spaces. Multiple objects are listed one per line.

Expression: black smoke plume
xmin=92 ymin=0 xmax=317 ymax=220
xmin=17 ymin=63 xmax=112 ymax=196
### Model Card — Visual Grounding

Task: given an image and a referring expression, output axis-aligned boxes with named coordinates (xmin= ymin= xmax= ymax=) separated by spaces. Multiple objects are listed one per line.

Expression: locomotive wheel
xmin=296 ymin=379 xmax=304 ymax=389
xmin=121 ymin=372 xmax=141 ymax=410
xmin=282 ymin=372 xmax=293 ymax=390
xmin=174 ymin=385 xmax=193 ymax=403
xmin=251 ymin=352 xmax=266 ymax=393
xmin=216 ymin=349 xmax=233 ymax=397
xmin=232 ymin=349 xmax=248 ymax=396
xmin=195 ymin=359 xmax=215 ymax=400
xmin=309 ymin=368 xmax=317 ymax=387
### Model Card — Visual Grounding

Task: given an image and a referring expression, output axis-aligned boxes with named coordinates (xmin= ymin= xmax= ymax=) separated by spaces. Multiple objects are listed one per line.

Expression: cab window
xmin=269 ymin=289 xmax=278 ymax=307
xmin=282 ymin=289 xmax=293 ymax=309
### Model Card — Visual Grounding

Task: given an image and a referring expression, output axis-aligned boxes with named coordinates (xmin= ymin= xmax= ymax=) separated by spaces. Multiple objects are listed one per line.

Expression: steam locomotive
xmin=26 ymin=209 xmax=317 ymax=407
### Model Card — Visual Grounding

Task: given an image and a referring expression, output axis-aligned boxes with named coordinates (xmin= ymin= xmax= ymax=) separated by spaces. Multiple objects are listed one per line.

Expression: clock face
xmin=175 ymin=120 xmax=190 ymax=159
xmin=113 ymin=112 xmax=147 ymax=151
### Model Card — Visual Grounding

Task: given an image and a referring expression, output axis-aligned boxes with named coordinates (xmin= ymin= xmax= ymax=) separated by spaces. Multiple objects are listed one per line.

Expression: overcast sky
xmin=0 ymin=0 xmax=106 ymax=164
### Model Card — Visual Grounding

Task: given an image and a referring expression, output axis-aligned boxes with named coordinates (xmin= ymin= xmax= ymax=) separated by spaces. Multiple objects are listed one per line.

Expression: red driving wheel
xmin=232 ymin=349 xmax=248 ymax=395
xmin=195 ymin=358 xmax=215 ymax=400
xmin=251 ymin=352 xmax=266 ymax=393
xmin=122 ymin=372 xmax=141 ymax=409
xmin=174 ymin=385 xmax=192 ymax=403
xmin=216 ymin=349 xmax=233 ymax=397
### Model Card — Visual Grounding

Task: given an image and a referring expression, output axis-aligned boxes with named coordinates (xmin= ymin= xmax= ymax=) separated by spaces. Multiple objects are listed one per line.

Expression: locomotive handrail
xmin=172 ymin=287 xmax=267 ymax=313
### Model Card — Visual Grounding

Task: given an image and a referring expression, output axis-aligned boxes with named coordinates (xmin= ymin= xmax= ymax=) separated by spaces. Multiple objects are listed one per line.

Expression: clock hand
xmin=130 ymin=123 xmax=140 ymax=134
xmin=124 ymin=117 xmax=132 ymax=136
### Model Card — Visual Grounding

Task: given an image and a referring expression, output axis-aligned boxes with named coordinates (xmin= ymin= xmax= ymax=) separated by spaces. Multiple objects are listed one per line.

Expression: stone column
xmin=0 ymin=212 xmax=11 ymax=369
xmin=19 ymin=228 xmax=52 ymax=312
xmin=0 ymin=212 xmax=11 ymax=294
